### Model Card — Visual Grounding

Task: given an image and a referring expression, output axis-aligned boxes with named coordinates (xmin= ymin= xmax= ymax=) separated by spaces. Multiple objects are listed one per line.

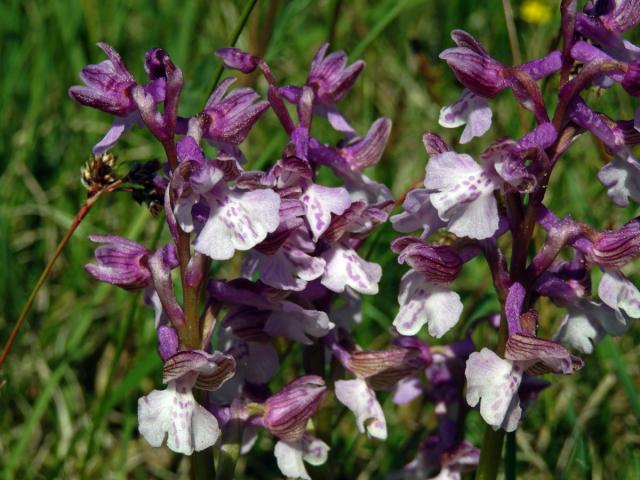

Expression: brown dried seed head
xmin=81 ymin=153 xmax=119 ymax=194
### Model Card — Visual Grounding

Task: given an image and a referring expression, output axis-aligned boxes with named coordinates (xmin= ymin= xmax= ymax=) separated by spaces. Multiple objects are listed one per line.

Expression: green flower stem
xmin=477 ymin=428 xmax=506 ymax=480
xmin=215 ymin=419 xmax=243 ymax=480
xmin=505 ymin=431 xmax=517 ymax=480
xmin=475 ymin=309 xmax=508 ymax=480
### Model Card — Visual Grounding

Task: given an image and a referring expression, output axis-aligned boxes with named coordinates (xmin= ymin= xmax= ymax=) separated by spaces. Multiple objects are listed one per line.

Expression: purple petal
xmin=216 ymin=47 xmax=260 ymax=73
xmin=390 ymin=188 xmax=444 ymax=236
xmin=339 ymin=118 xmax=392 ymax=171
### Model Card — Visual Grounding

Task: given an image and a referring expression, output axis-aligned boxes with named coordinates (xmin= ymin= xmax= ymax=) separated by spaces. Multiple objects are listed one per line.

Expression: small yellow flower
xmin=520 ymin=0 xmax=552 ymax=25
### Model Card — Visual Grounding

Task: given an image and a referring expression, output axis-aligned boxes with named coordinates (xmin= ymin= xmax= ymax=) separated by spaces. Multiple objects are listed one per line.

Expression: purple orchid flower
xmin=69 ymin=43 xmax=167 ymax=154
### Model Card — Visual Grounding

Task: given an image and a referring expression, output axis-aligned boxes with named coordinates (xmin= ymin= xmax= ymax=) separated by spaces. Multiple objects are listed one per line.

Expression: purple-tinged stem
xmin=0 ymin=179 xmax=124 ymax=370
xmin=161 ymin=139 xmax=201 ymax=349
xmin=553 ymin=60 xmax=626 ymax=130
xmin=560 ymin=0 xmax=577 ymax=86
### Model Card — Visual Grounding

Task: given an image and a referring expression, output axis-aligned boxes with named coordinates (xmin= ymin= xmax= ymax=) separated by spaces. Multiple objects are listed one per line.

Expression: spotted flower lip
xmin=424 ymin=150 xmax=500 ymax=240
xmin=320 ymin=242 xmax=382 ymax=295
xmin=138 ymin=375 xmax=220 ymax=455
xmin=137 ymin=350 xmax=236 ymax=456
xmin=465 ymin=348 xmax=523 ymax=432
xmin=242 ymin=229 xmax=326 ymax=292
xmin=393 ymin=270 xmax=463 ymax=338
xmin=194 ymin=184 xmax=282 ymax=261
xmin=263 ymin=375 xmax=327 ymax=441
xmin=274 ymin=434 xmax=330 ymax=480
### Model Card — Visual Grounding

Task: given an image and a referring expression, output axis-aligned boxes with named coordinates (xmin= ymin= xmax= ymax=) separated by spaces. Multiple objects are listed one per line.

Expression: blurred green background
xmin=1 ymin=0 xmax=639 ymax=478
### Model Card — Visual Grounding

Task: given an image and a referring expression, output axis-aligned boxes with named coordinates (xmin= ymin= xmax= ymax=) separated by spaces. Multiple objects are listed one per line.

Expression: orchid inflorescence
xmin=68 ymin=1 xmax=640 ymax=478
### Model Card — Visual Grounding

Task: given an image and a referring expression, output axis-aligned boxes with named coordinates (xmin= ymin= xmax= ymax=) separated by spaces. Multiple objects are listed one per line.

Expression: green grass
xmin=1 ymin=0 xmax=640 ymax=478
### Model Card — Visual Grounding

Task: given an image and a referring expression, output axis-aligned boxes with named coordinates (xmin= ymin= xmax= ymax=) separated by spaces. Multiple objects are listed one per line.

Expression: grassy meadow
xmin=1 ymin=0 xmax=639 ymax=478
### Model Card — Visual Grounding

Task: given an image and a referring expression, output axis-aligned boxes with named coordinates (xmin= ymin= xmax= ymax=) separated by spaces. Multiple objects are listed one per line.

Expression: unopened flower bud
xmin=348 ymin=347 xmax=427 ymax=390
xmin=216 ymin=48 xmax=260 ymax=73
xmin=144 ymin=48 xmax=170 ymax=80
xmin=339 ymin=118 xmax=392 ymax=171
xmin=422 ymin=132 xmax=451 ymax=156
xmin=439 ymin=31 xmax=507 ymax=98
xmin=263 ymin=375 xmax=327 ymax=441
xmin=203 ymin=78 xmax=269 ymax=145
xmin=85 ymin=234 xmax=150 ymax=290
xmin=306 ymin=44 xmax=365 ymax=104
xmin=391 ymin=237 xmax=463 ymax=284
xmin=157 ymin=325 xmax=179 ymax=361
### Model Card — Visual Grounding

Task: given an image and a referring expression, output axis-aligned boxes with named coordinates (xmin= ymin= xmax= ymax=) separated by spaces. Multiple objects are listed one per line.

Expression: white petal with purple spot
xmin=394 ymin=271 xmax=463 ymax=337
xmin=321 ymin=244 xmax=382 ymax=295
xmin=334 ymin=378 xmax=387 ymax=440
xmin=439 ymin=90 xmax=492 ymax=144
xmin=301 ymin=184 xmax=351 ymax=240
xmin=465 ymin=348 xmax=522 ymax=432
xmin=599 ymin=269 xmax=640 ymax=318
xmin=597 ymin=150 xmax=640 ymax=207
xmin=137 ymin=375 xmax=220 ymax=455
xmin=195 ymin=186 xmax=281 ymax=260
xmin=425 ymin=151 xmax=499 ymax=239
xmin=274 ymin=435 xmax=330 ymax=480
